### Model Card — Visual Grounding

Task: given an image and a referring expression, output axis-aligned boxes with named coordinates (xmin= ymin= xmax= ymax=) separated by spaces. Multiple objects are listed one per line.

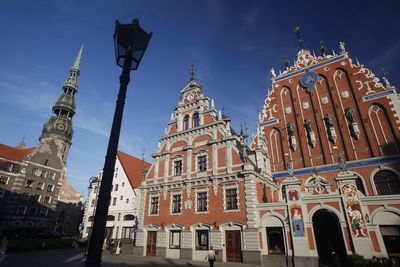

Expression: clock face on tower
xmin=300 ymin=71 xmax=318 ymax=92
xmin=56 ymin=123 xmax=65 ymax=131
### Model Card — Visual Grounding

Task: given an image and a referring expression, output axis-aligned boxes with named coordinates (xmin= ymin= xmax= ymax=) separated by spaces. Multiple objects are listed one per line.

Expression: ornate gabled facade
xmin=0 ymin=45 xmax=83 ymax=237
xmin=251 ymin=43 xmax=400 ymax=266
xmin=133 ymin=77 xmax=276 ymax=262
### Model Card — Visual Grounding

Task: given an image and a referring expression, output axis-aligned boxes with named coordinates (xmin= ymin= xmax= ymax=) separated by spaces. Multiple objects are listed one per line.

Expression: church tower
xmin=39 ymin=44 xmax=83 ymax=163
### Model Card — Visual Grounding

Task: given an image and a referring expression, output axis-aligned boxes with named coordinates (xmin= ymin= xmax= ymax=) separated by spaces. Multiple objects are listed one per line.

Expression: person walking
xmin=205 ymin=246 xmax=216 ymax=267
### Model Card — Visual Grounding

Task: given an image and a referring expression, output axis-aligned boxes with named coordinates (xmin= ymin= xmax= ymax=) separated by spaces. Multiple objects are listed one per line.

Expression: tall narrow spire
xmin=189 ymin=56 xmax=196 ymax=81
xmin=293 ymin=26 xmax=306 ymax=50
xmin=72 ymin=44 xmax=84 ymax=71
xmin=40 ymin=45 xmax=83 ymax=162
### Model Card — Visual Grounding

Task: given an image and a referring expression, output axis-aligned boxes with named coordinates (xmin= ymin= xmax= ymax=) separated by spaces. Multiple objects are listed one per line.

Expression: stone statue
xmin=339 ymin=42 xmax=346 ymax=54
xmin=324 ymin=114 xmax=334 ymax=128
xmin=287 ymin=161 xmax=294 ymax=177
xmin=270 ymin=68 xmax=276 ymax=78
xmin=338 ymin=156 xmax=347 ymax=172
xmin=286 ymin=122 xmax=296 ymax=136
xmin=345 ymin=108 xmax=355 ymax=123
xmin=304 ymin=119 xmax=312 ymax=133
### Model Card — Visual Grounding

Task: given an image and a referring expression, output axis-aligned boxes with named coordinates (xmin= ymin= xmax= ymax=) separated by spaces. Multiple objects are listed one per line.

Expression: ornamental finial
xmin=293 ymin=26 xmax=306 ymax=50
xmin=189 ymin=56 xmax=196 ymax=81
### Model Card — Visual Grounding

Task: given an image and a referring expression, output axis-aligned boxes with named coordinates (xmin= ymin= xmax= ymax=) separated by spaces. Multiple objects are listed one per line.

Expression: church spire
xmin=39 ymin=45 xmax=83 ymax=162
xmin=72 ymin=44 xmax=83 ymax=71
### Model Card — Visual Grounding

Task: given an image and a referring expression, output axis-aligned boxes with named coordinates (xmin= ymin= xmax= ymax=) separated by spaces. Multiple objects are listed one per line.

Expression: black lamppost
xmin=85 ymin=18 xmax=152 ymax=266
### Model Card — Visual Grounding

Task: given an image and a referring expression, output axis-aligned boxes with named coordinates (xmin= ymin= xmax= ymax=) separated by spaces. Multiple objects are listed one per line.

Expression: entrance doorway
xmin=146 ymin=231 xmax=157 ymax=256
xmin=312 ymin=209 xmax=347 ymax=265
xmin=225 ymin=230 xmax=242 ymax=262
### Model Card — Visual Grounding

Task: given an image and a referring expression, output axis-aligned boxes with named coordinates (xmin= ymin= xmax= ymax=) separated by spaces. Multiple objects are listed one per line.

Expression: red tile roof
xmin=0 ymin=144 xmax=36 ymax=161
xmin=117 ymin=151 xmax=151 ymax=189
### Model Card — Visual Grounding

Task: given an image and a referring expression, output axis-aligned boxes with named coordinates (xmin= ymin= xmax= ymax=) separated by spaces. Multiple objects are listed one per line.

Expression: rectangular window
xmin=25 ymin=179 xmax=34 ymax=188
xmin=197 ymin=192 xmax=207 ymax=212
xmin=91 ymin=199 xmax=95 ymax=207
xmin=37 ymin=182 xmax=44 ymax=190
xmin=120 ymin=196 xmax=123 ymax=200
xmin=0 ymin=176 xmax=9 ymax=185
xmin=28 ymin=207 xmax=38 ymax=216
xmin=4 ymin=163 xmax=13 ymax=172
xmin=16 ymin=206 xmax=27 ymax=215
xmin=195 ymin=230 xmax=209 ymax=250
xmin=122 ymin=182 xmax=125 ymax=187
xmin=114 ymin=184 xmax=119 ymax=191
xmin=226 ymin=188 xmax=238 ymax=210
xmin=174 ymin=160 xmax=182 ymax=176
xmin=122 ymin=227 xmax=134 ymax=239
xmin=31 ymin=168 xmax=38 ymax=176
xmin=150 ymin=196 xmax=159 ymax=214
xmin=112 ymin=197 xmax=117 ymax=206
xmin=46 ymin=184 xmax=54 ymax=192
xmin=49 ymin=173 xmax=56 ymax=180
xmin=126 ymin=198 xmax=129 ymax=203
xmin=170 ymin=230 xmax=181 ymax=249
xmin=39 ymin=207 xmax=48 ymax=216
xmin=32 ymin=194 xmax=40 ymax=202
xmin=198 ymin=156 xmax=207 ymax=172
xmin=41 ymin=170 xmax=47 ymax=178
xmin=43 ymin=195 xmax=51 ymax=204
xmin=172 ymin=194 xmax=181 ymax=214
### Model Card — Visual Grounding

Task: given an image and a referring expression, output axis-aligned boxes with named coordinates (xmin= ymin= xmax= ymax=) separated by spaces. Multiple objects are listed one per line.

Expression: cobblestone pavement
xmin=0 ymin=248 xmax=285 ymax=267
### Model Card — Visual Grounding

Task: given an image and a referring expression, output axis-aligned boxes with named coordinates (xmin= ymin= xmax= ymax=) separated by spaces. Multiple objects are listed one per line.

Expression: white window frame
xmin=195 ymin=189 xmax=209 ymax=214
xmin=46 ymin=184 xmax=54 ymax=192
xmin=37 ymin=182 xmax=44 ymax=190
xmin=25 ymin=179 xmax=34 ymax=188
xmin=170 ymin=192 xmax=182 ymax=215
xmin=148 ymin=194 xmax=160 ymax=216
xmin=43 ymin=195 xmax=51 ymax=204
xmin=223 ymin=185 xmax=240 ymax=212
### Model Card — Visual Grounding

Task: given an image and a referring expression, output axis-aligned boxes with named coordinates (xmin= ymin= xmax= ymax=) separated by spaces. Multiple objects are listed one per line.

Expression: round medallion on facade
xmin=300 ymin=71 xmax=318 ymax=92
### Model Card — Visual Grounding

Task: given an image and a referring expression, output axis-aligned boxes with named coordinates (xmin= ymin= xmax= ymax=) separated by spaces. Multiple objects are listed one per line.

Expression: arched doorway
xmin=312 ymin=209 xmax=347 ymax=265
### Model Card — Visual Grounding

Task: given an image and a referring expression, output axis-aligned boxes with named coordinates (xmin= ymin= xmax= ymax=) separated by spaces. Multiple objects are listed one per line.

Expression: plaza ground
xmin=0 ymin=248 xmax=284 ymax=267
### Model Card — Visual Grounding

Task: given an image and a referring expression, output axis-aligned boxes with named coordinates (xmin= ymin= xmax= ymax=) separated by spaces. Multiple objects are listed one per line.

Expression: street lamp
xmin=85 ymin=18 xmax=152 ymax=266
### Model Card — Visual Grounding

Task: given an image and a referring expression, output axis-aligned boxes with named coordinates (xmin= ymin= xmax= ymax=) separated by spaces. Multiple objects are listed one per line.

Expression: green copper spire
xmin=40 ymin=45 xmax=83 ymax=145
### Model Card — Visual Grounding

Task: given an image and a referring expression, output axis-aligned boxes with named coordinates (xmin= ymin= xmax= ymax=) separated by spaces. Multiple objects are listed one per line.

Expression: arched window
xmin=374 ymin=170 xmax=400 ymax=195
xmin=183 ymin=115 xmax=190 ymax=130
xmin=123 ymin=214 xmax=135 ymax=221
xmin=193 ymin=113 xmax=200 ymax=127
xmin=355 ymin=177 xmax=366 ymax=195
xmin=106 ymin=215 xmax=115 ymax=221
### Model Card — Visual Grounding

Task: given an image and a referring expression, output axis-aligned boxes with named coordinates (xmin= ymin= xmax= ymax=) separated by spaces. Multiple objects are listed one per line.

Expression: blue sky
xmin=0 ymin=0 xmax=399 ymax=196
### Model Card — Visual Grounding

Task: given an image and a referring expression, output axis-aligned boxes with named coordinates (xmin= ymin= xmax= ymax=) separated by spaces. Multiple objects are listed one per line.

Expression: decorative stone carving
xmin=321 ymin=97 xmax=328 ymax=104
xmin=324 ymin=113 xmax=337 ymax=144
xmin=345 ymin=108 xmax=360 ymax=139
xmin=285 ymin=107 xmax=292 ymax=114
xmin=341 ymin=91 xmax=349 ymax=99
xmin=286 ymin=122 xmax=297 ymax=151
xmin=305 ymin=175 xmax=332 ymax=194
xmin=338 ymin=156 xmax=348 ymax=173
xmin=304 ymin=119 xmax=316 ymax=148
xmin=302 ymin=102 xmax=310 ymax=109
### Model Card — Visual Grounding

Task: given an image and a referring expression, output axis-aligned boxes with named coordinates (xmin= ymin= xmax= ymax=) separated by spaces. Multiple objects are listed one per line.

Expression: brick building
xmin=133 ymin=42 xmax=400 ymax=266
xmin=0 ymin=45 xmax=83 ymax=237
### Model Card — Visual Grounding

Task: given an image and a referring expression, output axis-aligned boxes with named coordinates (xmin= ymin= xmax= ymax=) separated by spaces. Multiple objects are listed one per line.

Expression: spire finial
xmin=72 ymin=44 xmax=84 ymax=71
xmin=189 ymin=56 xmax=196 ymax=81
xmin=293 ymin=26 xmax=306 ymax=50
